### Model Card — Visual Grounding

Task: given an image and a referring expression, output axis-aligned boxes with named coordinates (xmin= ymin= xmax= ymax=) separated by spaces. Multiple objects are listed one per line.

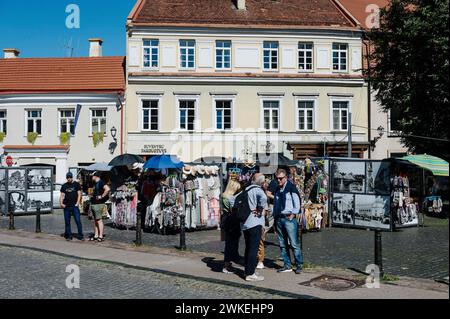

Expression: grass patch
xmin=382 ymin=274 xmax=400 ymax=282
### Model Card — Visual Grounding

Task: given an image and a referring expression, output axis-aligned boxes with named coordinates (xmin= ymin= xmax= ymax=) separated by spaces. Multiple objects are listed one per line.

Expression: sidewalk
xmin=0 ymin=229 xmax=448 ymax=299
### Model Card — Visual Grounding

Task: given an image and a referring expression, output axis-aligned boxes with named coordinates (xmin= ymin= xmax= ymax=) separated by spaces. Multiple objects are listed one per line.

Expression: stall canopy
xmin=144 ymin=155 xmax=184 ymax=169
xmin=109 ymin=154 xmax=145 ymax=167
xmin=84 ymin=162 xmax=112 ymax=172
xmin=401 ymin=154 xmax=449 ymax=177
xmin=255 ymin=153 xmax=298 ymax=167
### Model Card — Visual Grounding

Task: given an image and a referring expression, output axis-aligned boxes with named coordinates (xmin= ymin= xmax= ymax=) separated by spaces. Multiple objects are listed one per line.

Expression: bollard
xmin=179 ymin=214 xmax=186 ymax=251
xmin=136 ymin=209 xmax=142 ymax=246
xmin=8 ymin=193 xmax=15 ymax=231
xmin=374 ymin=230 xmax=384 ymax=278
xmin=36 ymin=201 xmax=42 ymax=233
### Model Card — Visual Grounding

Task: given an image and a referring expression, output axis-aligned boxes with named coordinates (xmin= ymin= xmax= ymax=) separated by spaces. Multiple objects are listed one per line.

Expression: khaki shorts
xmin=91 ymin=204 xmax=106 ymax=221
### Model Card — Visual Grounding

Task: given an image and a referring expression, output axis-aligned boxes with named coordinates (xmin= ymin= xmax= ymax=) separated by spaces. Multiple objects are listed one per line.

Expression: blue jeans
xmin=276 ymin=217 xmax=303 ymax=269
xmin=64 ymin=206 xmax=83 ymax=239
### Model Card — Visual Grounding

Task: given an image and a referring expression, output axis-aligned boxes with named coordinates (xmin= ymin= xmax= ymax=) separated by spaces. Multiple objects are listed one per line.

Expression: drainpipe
xmin=363 ymin=32 xmax=373 ymax=159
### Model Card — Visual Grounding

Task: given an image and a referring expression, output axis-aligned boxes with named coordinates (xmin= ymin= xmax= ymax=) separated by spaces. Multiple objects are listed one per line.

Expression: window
xmin=263 ymin=41 xmax=279 ymax=70
xmin=332 ymin=43 xmax=348 ymax=71
xmin=216 ymin=40 xmax=231 ymax=69
xmin=0 ymin=111 xmax=6 ymax=134
xmin=142 ymin=100 xmax=159 ymax=131
xmin=180 ymin=40 xmax=195 ymax=69
xmin=179 ymin=100 xmax=196 ymax=131
xmin=27 ymin=110 xmax=42 ymax=134
xmin=143 ymin=39 xmax=159 ymax=68
xmin=215 ymin=100 xmax=232 ymax=130
xmin=332 ymin=101 xmax=349 ymax=131
xmin=91 ymin=109 xmax=107 ymax=135
xmin=59 ymin=109 xmax=75 ymax=135
xmin=298 ymin=101 xmax=315 ymax=131
xmin=262 ymin=100 xmax=280 ymax=131
xmin=388 ymin=107 xmax=402 ymax=136
xmin=298 ymin=42 xmax=313 ymax=71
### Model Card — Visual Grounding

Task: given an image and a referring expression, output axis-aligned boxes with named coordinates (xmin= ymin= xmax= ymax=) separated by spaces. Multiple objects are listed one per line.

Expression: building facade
xmin=125 ymin=0 xmax=370 ymax=162
xmin=0 ymin=41 xmax=125 ymax=182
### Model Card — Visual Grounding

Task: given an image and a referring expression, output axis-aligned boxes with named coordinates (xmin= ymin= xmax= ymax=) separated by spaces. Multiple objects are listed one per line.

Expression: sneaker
xmin=65 ymin=237 xmax=73 ymax=241
xmin=246 ymin=274 xmax=265 ymax=282
xmin=256 ymin=262 xmax=265 ymax=270
xmin=222 ymin=267 xmax=235 ymax=274
xmin=277 ymin=266 xmax=293 ymax=273
xmin=295 ymin=268 xmax=302 ymax=275
xmin=77 ymin=236 xmax=85 ymax=241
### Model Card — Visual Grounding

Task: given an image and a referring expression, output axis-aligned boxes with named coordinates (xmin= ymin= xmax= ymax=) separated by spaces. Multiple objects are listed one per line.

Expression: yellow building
xmin=125 ymin=0 xmax=370 ymax=162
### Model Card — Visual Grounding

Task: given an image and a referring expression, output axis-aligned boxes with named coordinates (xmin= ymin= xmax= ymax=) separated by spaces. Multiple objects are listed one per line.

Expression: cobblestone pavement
xmin=1 ymin=212 xmax=448 ymax=281
xmin=0 ymin=246 xmax=296 ymax=299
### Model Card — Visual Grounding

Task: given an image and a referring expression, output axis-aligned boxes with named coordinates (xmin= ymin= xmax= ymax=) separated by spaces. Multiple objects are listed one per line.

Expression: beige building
xmin=125 ymin=0 xmax=371 ymax=162
xmin=0 ymin=41 xmax=126 ymax=182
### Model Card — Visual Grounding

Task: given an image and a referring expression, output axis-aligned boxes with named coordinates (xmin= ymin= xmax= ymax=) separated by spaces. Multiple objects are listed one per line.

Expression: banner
xmin=73 ymin=104 xmax=82 ymax=133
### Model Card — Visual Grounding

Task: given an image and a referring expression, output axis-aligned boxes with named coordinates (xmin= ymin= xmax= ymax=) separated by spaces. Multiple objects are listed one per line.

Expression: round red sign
xmin=5 ymin=156 xmax=13 ymax=167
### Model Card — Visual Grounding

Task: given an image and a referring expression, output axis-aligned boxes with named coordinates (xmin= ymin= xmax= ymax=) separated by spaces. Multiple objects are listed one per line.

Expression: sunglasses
xmin=276 ymin=176 xmax=286 ymax=181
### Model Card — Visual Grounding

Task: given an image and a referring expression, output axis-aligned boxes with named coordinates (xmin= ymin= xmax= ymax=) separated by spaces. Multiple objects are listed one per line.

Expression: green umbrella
xmin=401 ymin=154 xmax=449 ymax=177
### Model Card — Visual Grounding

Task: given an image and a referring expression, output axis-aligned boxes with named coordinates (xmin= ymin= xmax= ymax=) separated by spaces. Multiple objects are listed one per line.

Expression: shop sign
xmin=141 ymin=144 xmax=168 ymax=155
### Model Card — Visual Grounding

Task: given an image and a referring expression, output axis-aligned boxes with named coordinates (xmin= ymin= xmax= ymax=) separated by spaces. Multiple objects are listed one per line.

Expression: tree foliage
xmin=369 ymin=0 xmax=449 ymax=160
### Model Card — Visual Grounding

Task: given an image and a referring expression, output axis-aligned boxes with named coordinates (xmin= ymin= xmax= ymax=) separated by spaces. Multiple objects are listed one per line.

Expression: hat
xmin=183 ymin=165 xmax=192 ymax=176
xmin=196 ymin=165 xmax=206 ymax=175
xmin=92 ymin=171 xmax=101 ymax=178
xmin=210 ymin=166 xmax=219 ymax=175
xmin=66 ymin=172 xmax=73 ymax=179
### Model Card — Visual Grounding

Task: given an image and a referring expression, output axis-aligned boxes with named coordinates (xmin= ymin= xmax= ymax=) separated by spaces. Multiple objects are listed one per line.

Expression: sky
xmin=0 ymin=0 xmax=137 ymax=58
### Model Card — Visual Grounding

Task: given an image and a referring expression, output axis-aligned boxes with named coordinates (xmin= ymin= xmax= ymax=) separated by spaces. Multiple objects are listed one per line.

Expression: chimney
xmin=89 ymin=38 xmax=103 ymax=57
xmin=236 ymin=0 xmax=246 ymax=10
xmin=3 ymin=48 xmax=20 ymax=59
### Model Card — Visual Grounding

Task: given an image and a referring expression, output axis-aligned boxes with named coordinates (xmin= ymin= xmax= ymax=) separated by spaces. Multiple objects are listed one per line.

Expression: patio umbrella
xmin=144 ymin=155 xmax=184 ymax=170
xmin=84 ymin=162 xmax=112 ymax=172
xmin=401 ymin=154 xmax=449 ymax=177
xmin=109 ymin=154 xmax=145 ymax=167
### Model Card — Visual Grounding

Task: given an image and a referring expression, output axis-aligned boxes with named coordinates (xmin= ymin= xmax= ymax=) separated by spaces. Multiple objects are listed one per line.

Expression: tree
xmin=369 ymin=0 xmax=449 ymax=160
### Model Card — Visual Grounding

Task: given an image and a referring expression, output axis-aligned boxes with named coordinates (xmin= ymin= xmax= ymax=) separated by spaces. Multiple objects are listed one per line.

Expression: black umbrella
xmin=108 ymin=154 xmax=145 ymax=167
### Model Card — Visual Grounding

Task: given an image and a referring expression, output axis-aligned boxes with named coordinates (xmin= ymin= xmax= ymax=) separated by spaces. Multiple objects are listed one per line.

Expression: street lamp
xmin=110 ymin=127 xmax=118 ymax=140
xmin=109 ymin=127 xmax=118 ymax=155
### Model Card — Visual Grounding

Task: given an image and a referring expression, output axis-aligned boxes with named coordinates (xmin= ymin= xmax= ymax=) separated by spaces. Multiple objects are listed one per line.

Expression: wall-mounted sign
xmin=141 ymin=144 xmax=168 ymax=155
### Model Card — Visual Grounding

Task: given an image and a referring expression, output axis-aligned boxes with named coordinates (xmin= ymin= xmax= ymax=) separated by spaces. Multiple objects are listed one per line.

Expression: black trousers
xmin=243 ymin=225 xmax=263 ymax=276
xmin=224 ymin=230 xmax=241 ymax=263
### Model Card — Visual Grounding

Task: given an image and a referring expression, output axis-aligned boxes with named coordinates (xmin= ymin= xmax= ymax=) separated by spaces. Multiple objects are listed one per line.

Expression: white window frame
xmin=179 ymin=40 xmax=196 ymax=70
xmin=330 ymin=98 xmax=352 ymax=132
xmin=332 ymin=43 xmax=348 ymax=73
xmin=0 ymin=110 xmax=7 ymax=134
xmin=260 ymin=97 xmax=283 ymax=132
xmin=139 ymin=97 xmax=161 ymax=132
xmin=215 ymin=40 xmax=232 ymax=70
xmin=212 ymin=95 xmax=235 ymax=131
xmin=176 ymin=95 xmax=199 ymax=132
xmin=298 ymin=42 xmax=314 ymax=72
xmin=387 ymin=109 xmax=402 ymax=137
xmin=25 ymin=109 xmax=42 ymax=136
xmin=263 ymin=41 xmax=279 ymax=71
xmin=295 ymin=97 xmax=318 ymax=132
xmin=143 ymin=39 xmax=159 ymax=69
xmin=58 ymin=108 xmax=76 ymax=136
xmin=89 ymin=108 xmax=107 ymax=136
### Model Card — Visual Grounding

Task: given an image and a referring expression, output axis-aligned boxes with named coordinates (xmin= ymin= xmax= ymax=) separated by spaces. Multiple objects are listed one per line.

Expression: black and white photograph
xmin=331 ymin=193 xmax=354 ymax=226
xmin=26 ymin=192 xmax=52 ymax=213
xmin=8 ymin=191 xmax=26 ymax=214
xmin=394 ymin=204 xmax=419 ymax=227
xmin=7 ymin=169 xmax=26 ymax=191
xmin=366 ymin=161 xmax=391 ymax=195
xmin=27 ymin=168 xmax=52 ymax=191
xmin=354 ymin=195 xmax=391 ymax=230
xmin=332 ymin=161 xmax=366 ymax=193
xmin=0 ymin=169 xmax=6 ymax=190
xmin=0 ymin=191 xmax=6 ymax=216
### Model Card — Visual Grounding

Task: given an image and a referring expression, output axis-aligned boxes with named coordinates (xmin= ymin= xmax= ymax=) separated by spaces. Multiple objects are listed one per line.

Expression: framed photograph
xmin=366 ymin=161 xmax=391 ymax=195
xmin=0 ymin=169 xmax=6 ymax=190
xmin=332 ymin=161 xmax=366 ymax=193
xmin=354 ymin=195 xmax=391 ymax=230
xmin=26 ymin=192 xmax=52 ymax=213
xmin=8 ymin=169 xmax=26 ymax=191
xmin=27 ymin=168 xmax=52 ymax=191
xmin=331 ymin=193 xmax=355 ymax=226
xmin=8 ymin=191 xmax=26 ymax=214
xmin=0 ymin=191 xmax=6 ymax=215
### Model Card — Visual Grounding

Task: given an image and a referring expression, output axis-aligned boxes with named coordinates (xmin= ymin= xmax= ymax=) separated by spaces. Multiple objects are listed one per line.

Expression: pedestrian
xmin=60 ymin=172 xmax=83 ymax=241
xmin=220 ymin=179 xmax=242 ymax=274
xmin=273 ymin=168 xmax=303 ymax=274
xmin=233 ymin=173 xmax=268 ymax=282
xmin=256 ymin=180 xmax=273 ymax=270
xmin=90 ymin=172 xmax=110 ymax=242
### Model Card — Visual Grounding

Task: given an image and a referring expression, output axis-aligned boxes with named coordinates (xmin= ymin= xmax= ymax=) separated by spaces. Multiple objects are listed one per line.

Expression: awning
xmin=401 ymin=154 xmax=449 ymax=177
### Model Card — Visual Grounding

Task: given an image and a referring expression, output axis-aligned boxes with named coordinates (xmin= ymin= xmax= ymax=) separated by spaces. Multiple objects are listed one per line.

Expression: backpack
xmin=233 ymin=185 xmax=259 ymax=223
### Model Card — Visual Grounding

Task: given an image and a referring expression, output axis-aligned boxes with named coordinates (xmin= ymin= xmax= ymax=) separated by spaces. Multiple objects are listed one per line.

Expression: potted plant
xmin=0 ymin=132 xmax=6 ymax=143
xmin=92 ymin=131 xmax=104 ymax=147
xmin=60 ymin=132 xmax=71 ymax=145
xmin=27 ymin=132 xmax=39 ymax=145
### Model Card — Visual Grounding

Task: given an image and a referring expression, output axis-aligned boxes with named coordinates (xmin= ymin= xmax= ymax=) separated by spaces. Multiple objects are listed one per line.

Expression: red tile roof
xmin=335 ymin=0 xmax=388 ymax=29
xmin=0 ymin=56 xmax=125 ymax=95
xmin=129 ymin=0 xmax=358 ymax=29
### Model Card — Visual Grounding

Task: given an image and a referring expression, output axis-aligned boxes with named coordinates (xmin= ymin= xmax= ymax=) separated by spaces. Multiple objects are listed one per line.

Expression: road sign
xmin=6 ymin=156 xmax=13 ymax=167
